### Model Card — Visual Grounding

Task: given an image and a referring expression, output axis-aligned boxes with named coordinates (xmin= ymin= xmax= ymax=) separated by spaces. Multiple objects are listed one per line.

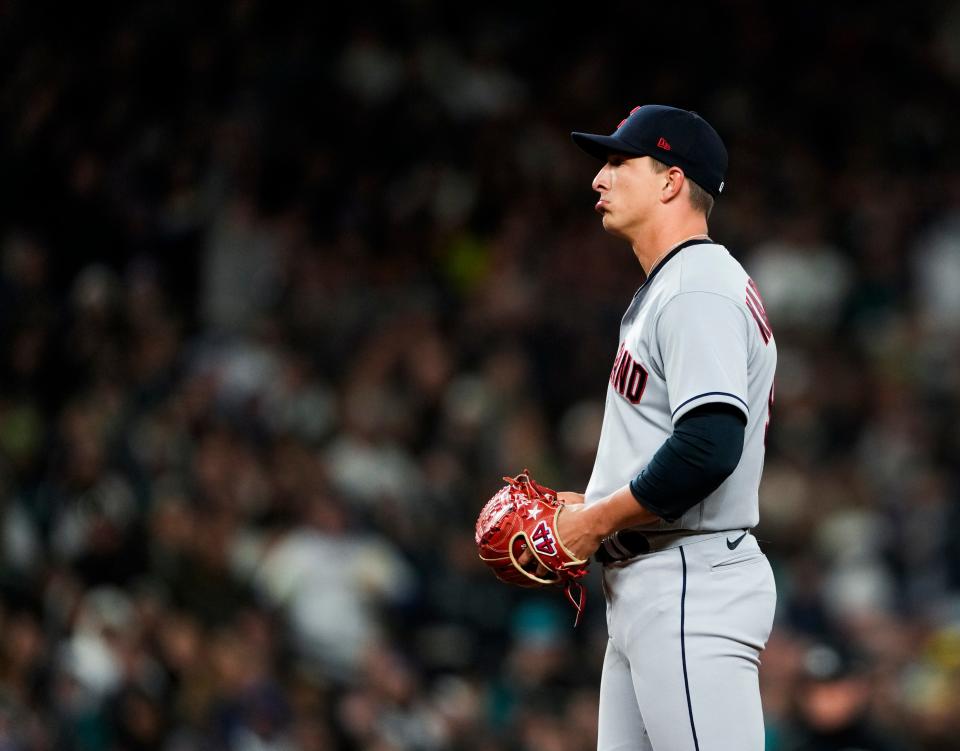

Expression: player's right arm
xmin=556 ymin=403 xmax=745 ymax=556
xmin=555 ymin=486 xmax=657 ymax=558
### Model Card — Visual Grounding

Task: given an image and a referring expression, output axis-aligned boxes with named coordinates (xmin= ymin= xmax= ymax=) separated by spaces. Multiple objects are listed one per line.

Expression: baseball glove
xmin=475 ymin=470 xmax=589 ymax=625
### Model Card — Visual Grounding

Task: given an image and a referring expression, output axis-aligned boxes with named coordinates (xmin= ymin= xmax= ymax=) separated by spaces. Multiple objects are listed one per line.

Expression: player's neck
xmin=630 ymin=220 xmax=710 ymax=276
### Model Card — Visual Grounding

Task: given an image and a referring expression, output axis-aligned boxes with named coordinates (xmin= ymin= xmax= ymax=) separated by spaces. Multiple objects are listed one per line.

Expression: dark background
xmin=1 ymin=1 xmax=959 ymax=749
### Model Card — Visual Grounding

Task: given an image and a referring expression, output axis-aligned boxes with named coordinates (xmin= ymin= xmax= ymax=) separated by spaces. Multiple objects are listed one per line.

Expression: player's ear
xmin=661 ymin=167 xmax=685 ymax=204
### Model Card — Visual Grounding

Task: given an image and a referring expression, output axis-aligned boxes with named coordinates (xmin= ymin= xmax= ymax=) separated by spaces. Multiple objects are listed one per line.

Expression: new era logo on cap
xmin=657 ymin=137 xmax=671 ymax=151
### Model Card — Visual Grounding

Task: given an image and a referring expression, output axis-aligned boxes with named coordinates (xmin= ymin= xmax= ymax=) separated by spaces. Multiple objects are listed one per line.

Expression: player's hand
xmin=555 ymin=499 xmax=603 ymax=562
xmin=518 ymin=491 xmax=595 ymax=575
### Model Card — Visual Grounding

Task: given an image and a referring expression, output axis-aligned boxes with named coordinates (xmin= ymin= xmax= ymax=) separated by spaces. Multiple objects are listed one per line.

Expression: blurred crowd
xmin=2 ymin=1 xmax=960 ymax=749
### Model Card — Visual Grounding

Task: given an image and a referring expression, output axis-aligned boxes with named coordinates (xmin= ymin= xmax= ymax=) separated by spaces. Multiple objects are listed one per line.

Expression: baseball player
xmin=548 ymin=105 xmax=777 ymax=750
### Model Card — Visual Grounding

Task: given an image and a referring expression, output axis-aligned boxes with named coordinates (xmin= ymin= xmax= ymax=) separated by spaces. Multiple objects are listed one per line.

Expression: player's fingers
xmin=518 ymin=546 xmax=532 ymax=567
xmin=558 ymin=491 xmax=585 ymax=505
xmin=517 ymin=546 xmax=546 ymax=575
xmin=517 ymin=543 xmax=552 ymax=579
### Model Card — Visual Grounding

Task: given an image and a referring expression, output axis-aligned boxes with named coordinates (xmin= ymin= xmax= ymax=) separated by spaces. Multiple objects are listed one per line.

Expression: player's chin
xmin=599 ymin=212 xmax=622 ymax=236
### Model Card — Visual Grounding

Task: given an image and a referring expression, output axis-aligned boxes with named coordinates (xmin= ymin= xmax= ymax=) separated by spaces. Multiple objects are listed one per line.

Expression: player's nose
xmin=592 ymin=164 xmax=609 ymax=193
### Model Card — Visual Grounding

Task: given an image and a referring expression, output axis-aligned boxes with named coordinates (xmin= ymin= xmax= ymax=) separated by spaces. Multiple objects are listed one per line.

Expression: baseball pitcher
xmin=478 ymin=104 xmax=777 ymax=751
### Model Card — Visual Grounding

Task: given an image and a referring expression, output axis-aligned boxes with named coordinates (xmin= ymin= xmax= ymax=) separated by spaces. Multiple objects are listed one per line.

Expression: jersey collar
xmin=643 ymin=237 xmax=713 ymax=287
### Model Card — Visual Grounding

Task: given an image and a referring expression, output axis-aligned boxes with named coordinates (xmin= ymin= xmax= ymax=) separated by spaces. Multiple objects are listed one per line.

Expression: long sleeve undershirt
xmin=629 ymin=403 xmax=747 ymax=522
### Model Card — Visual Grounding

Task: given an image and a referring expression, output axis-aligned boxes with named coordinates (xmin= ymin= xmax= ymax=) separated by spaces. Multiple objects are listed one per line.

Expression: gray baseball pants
xmin=598 ymin=531 xmax=776 ymax=751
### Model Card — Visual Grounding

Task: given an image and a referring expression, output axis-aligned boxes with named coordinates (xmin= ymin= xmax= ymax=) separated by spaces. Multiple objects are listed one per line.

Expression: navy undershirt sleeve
xmin=629 ymin=403 xmax=746 ymax=522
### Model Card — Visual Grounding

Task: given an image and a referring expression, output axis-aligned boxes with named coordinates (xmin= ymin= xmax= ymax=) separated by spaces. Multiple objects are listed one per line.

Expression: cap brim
xmin=571 ymin=132 xmax=646 ymax=160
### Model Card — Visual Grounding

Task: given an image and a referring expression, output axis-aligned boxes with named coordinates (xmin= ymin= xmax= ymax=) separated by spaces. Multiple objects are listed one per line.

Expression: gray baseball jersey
xmin=584 ymin=238 xmax=776 ymax=531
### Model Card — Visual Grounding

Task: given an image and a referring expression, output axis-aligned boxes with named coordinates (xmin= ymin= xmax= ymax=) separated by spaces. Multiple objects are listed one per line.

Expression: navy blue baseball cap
xmin=572 ymin=104 xmax=728 ymax=198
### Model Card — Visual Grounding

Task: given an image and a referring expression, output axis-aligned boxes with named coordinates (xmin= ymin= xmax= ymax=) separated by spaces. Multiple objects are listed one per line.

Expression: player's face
xmin=591 ymin=155 xmax=661 ymax=239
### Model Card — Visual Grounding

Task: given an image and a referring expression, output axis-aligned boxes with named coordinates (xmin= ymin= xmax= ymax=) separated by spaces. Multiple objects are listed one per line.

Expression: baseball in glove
xmin=475 ymin=470 xmax=590 ymax=625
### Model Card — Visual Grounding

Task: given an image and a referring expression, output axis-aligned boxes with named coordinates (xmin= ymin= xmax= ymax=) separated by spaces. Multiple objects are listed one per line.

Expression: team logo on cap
xmin=617 ymin=105 xmax=642 ymax=129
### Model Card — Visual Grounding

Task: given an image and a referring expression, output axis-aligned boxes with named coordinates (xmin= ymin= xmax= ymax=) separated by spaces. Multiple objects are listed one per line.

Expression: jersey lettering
xmin=745 ymin=278 xmax=773 ymax=344
xmin=610 ymin=343 xmax=649 ymax=404
xmin=531 ymin=521 xmax=557 ymax=556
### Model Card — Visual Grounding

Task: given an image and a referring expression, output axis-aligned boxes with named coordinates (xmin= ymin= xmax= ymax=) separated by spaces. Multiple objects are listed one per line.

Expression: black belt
xmin=595 ymin=529 xmax=652 ymax=564
xmin=595 ymin=529 xmax=743 ymax=564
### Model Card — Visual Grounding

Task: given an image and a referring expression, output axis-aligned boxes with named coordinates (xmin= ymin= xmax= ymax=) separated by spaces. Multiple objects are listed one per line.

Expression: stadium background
xmin=1 ymin=1 xmax=960 ymax=749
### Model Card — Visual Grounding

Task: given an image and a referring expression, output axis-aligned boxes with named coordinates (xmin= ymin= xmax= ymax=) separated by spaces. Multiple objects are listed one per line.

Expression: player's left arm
xmin=557 ymin=292 xmax=751 ymax=557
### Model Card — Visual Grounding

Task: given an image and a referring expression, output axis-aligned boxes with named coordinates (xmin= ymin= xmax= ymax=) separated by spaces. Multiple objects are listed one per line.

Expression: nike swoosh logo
xmin=726 ymin=532 xmax=748 ymax=550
